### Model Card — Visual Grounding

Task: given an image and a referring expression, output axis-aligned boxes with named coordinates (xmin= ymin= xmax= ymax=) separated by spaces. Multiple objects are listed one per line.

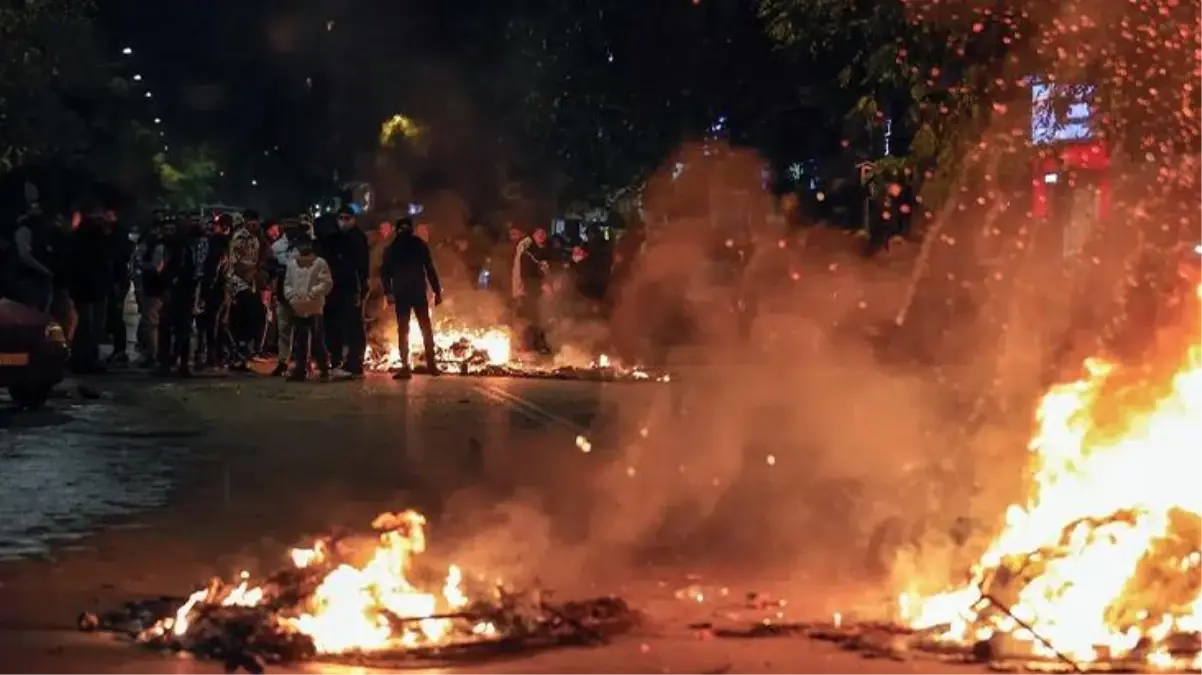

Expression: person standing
xmin=68 ymin=205 xmax=116 ymax=373
xmin=381 ymin=217 xmax=442 ymax=380
xmin=156 ymin=218 xmax=202 ymax=377
xmin=11 ymin=202 xmax=55 ymax=312
xmin=47 ymin=210 xmax=78 ymax=341
xmin=103 ymin=207 xmax=134 ymax=365
xmin=137 ymin=217 xmax=171 ymax=368
xmin=225 ymin=211 xmax=265 ymax=371
xmin=283 ymin=237 xmax=333 ymax=382
xmin=512 ymin=226 xmax=551 ymax=354
xmin=266 ymin=217 xmax=314 ymax=376
xmin=319 ymin=206 xmax=369 ymax=378
xmin=196 ymin=214 xmax=232 ymax=369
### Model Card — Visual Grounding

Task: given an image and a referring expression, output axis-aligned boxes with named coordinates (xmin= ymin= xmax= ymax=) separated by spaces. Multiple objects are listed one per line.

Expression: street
xmin=0 ymin=371 xmax=979 ymax=673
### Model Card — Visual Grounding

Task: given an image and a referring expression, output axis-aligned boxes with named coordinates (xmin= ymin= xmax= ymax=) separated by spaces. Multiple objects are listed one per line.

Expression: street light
xmin=153 ymin=117 xmax=161 ymax=124
xmin=122 ymin=47 xmax=133 ymax=55
xmin=144 ymin=91 xmax=152 ymax=99
xmin=251 ymin=179 xmax=258 ymax=187
xmin=132 ymin=74 xmax=142 ymax=81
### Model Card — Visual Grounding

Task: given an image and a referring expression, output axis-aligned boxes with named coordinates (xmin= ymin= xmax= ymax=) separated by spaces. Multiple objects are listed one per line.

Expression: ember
xmin=81 ymin=510 xmax=637 ymax=672
xmin=894 ymin=288 xmax=1202 ymax=671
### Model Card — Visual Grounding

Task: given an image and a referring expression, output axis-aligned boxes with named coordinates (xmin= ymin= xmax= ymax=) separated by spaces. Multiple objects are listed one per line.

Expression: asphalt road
xmin=0 ymin=370 xmax=982 ymax=673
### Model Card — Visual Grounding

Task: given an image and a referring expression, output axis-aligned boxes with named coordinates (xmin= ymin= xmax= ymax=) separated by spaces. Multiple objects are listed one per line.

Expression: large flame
xmin=901 ymin=290 xmax=1202 ymax=667
xmin=154 ymin=510 xmax=496 ymax=654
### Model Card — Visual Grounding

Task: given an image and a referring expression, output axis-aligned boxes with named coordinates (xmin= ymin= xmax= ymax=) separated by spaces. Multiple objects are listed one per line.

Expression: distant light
xmin=1043 ymin=172 xmax=1059 ymax=184
xmin=219 ymin=171 xmax=225 ymax=177
xmin=163 ymin=145 xmax=169 ymax=151
xmin=606 ymin=53 xmax=614 ymax=63
xmin=132 ymin=74 xmax=142 ymax=81
xmin=144 ymin=91 xmax=152 ymax=98
xmin=326 ymin=20 xmax=335 ymax=31
xmin=121 ymin=47 xmax=133 ymax=55
xmin=153 ymin=117 xmax=161 ymax=124
xmin=1195 ymin=243 xmax=1201 ymax=256
xmin=251 ymin=179 xmax=258 ymax=187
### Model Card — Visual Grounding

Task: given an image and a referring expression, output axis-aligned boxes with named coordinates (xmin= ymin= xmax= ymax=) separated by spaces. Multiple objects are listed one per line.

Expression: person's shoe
xmin=318 ymin=370 xmax=330 ymax=382
xmin=175 ymin=367 xmax=192 ymax=378
xmin=392 ymin=368 xmax=412 ymax=381
xmin=108 ymin=351 xmax=130 ymax=365
xmin=329 ymin=367 xmax=353 ymax=380
xmin=229 ymin=362 xmax=251 ymax=373
xmin=153 ymin=365 xmax=173 ymax=377
xmin=345 ymin=368 xmax=365 ymax=380
xmin=426 ymin=365 xmax=442 ymax=377
xmin=135 ymin=357 xmax=156 ymax=369
xmin=286 ymin=372 xmax=306 ymax=382
xmin=270 ymin=362 xmax=288 ymax=377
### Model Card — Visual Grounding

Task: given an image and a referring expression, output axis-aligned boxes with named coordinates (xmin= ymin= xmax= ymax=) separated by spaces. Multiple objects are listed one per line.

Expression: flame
xmin=154 ymin=509 xmax=497 ymax=654
xmin=901 ymin=290 xmax=1202 ymax=667
xmin=366 ymin=310 xmax=512 ymax=372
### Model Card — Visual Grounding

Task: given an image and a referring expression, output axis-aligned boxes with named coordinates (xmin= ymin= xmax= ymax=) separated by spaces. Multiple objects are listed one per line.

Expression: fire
xmin=900 ymin=292 xmax=1202 ymax=667
xmin=366 ymin=312 xmax=512 ymax=372
xmin=152 ymin=510 xmax=497 ymax=654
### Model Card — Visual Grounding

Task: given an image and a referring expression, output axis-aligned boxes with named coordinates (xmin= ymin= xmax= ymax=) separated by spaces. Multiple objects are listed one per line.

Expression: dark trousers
xmin=107 ymin=283 xmax=129 ymax=355
xmin=323 ymin=294 xmax=365 ymax=372
xmin=228 ymin=289 xmax=265 ymax=363
xmin=396 ymin=300 xmax=436 ymax=368
xmin=71 ymin=295 xmax=108 ymax=369
xmin=158 ymin=291 xmax=193 ymax=370
xmin=195 ymin=285 xmax=226 ymax=366
xmin=292 ymin=314 xmax=330 ymax=376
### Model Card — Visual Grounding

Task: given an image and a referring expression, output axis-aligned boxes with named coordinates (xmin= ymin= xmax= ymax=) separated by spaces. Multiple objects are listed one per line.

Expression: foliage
xmin=155 ymin=145 xmax=219 ymax=209
xmin=0 ymin=0 xmax=160 ymax=198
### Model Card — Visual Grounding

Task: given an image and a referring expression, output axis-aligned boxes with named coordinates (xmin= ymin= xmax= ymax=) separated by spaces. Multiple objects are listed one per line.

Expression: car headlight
xmin=45 ymin=322 xmax=67 ymax=344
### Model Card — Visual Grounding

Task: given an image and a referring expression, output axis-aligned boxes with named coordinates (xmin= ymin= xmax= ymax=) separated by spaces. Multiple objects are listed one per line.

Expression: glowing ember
xmin=149 ymin=510 xmax=497 ymax=654
xmin=899 ymin=290 xmax=1202 ymax=668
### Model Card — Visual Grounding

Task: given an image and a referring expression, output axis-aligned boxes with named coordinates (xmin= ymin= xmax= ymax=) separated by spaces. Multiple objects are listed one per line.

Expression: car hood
xmin=0 ymin=299 xmax=52 ymax=328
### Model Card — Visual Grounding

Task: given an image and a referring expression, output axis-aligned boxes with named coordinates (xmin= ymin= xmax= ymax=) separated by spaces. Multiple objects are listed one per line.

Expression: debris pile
xmin=79 ymin=510 xmax=637 ymax=672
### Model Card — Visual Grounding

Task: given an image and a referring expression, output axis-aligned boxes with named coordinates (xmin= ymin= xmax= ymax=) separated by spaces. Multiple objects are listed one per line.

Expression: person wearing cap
xmin=381 ymin=216 xmax=442 ymax=379
xmin=318 ymin=205 xmax=370 ymax=378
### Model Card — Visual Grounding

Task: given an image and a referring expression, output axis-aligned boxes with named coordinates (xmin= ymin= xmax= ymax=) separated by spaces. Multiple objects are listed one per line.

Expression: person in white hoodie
xmin=283 ymin=237 xmax=333 ymax=382
xmin=267 ymin=217 xmax=316 ymax=376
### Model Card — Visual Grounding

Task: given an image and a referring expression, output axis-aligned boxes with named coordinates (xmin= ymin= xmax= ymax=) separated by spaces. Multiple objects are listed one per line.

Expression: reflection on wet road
xmin=0 ymin=397 xmax=193 ymax=560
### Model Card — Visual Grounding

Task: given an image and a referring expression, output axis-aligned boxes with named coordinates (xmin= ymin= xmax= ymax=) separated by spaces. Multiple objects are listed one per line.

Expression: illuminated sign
xmin=1031 ymin=81 xmax=1095 ymax=145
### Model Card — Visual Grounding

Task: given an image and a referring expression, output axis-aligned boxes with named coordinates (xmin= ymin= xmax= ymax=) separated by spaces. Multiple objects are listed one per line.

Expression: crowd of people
xmin=1 ymin=195 xmax=650 ymax=384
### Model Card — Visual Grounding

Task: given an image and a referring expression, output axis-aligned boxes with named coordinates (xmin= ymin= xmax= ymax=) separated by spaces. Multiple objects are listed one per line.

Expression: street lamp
xmin=251 ymin=179 xmax=258 ymax=187
xmin=132 ymin=74 xmax=142 ymax=81
xmin=153 ymin=117 xmax=161 ymax=124
xmin=122 ymin=47 xmax=133 ymax=55
xmin=144 ymin=91 xmax=153 ymax=99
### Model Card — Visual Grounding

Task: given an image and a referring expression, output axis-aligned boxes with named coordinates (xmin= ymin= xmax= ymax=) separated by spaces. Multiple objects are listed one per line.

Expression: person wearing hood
xmin=318 ymin=206 xmax=370 ymax=378
xmin=283 ymin=236 xmax=333 ymax=382
xmin=381 ymin=216 xmax=442 ymax=379
xmin=265 ymin=216 xmax=316 ymax=376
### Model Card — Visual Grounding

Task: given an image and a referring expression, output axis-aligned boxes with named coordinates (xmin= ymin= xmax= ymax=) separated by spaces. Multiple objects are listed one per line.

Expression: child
xmin=283 ymin=238 xmax=333 ymax=381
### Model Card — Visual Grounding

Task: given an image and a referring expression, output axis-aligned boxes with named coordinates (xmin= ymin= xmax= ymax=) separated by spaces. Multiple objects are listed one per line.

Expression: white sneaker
xmin=329 ymin=367 xmax=353 ymax=380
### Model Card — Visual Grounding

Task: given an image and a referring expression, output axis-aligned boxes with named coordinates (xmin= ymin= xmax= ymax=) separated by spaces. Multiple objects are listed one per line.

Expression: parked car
xmin=0 ymin=299 xmax=69 ymax=409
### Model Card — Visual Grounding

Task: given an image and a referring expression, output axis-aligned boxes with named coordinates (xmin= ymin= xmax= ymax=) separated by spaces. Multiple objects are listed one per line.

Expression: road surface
xmin=0 ymin=370 xmax=981 ymax=673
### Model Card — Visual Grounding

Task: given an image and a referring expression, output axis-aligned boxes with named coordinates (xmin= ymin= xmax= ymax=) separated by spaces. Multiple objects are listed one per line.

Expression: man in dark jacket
xmin=68 ymin=206 xmax=116 ymax=373
xmin=381 ymin=217 xmax=442 ymax=380
xmin=103 ymin=207 xmax=135 ymax=365
xmin=195 ymin=214 xmax=232 ymax=368
xmin=157 ymin=218 xmax=202 ymax=377
xmin=319 ymin=206 xmax=370 ymax=377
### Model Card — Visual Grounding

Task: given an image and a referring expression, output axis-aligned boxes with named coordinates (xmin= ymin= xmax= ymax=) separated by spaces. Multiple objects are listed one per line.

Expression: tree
xmin=155 ymin=144 xmax=219 ymax=209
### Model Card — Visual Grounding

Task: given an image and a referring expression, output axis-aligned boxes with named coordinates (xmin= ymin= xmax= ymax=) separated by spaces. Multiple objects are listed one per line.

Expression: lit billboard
xmin=1031 ymin=81 xmax=1095 ymax=145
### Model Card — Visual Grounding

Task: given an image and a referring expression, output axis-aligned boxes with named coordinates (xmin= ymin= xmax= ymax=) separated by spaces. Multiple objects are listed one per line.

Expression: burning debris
xmin=80 ymin=510 xmax=638 ymax=673
xmin=364 ymin=316 xmax=669 ymax=382
xmin=882 ymin=290 xmax=1202 ymax=671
